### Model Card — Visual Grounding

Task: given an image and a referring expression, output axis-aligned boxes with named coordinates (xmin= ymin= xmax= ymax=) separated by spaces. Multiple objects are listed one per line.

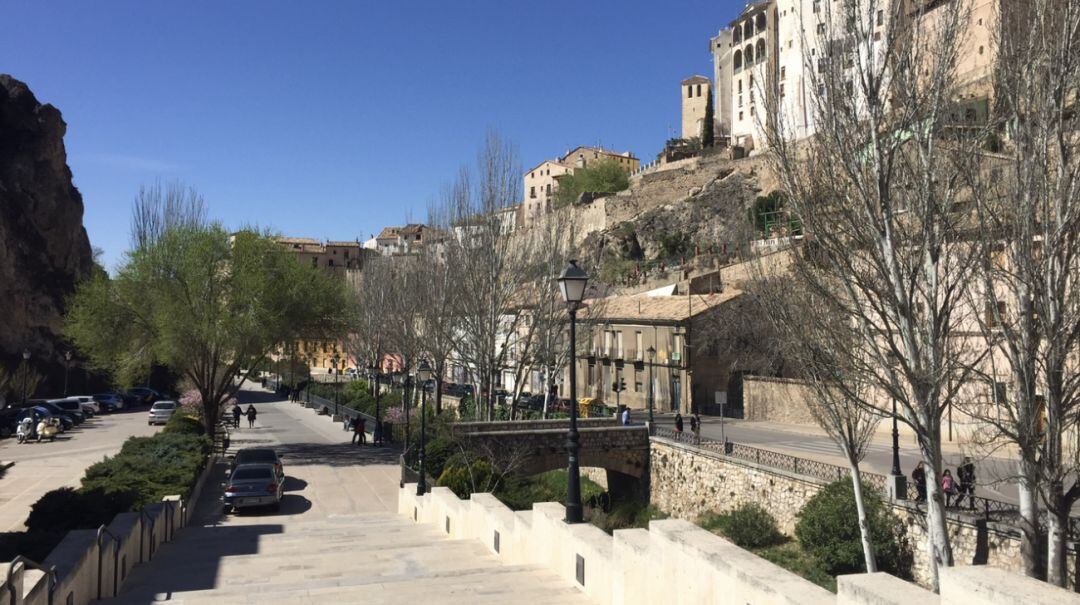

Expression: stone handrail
xmin=452 ymin=417 xmax=618 ymax=435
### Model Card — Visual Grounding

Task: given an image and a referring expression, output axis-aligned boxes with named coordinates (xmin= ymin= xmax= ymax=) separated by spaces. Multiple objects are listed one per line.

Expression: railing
xmin=96 ymin=525 xmax=121 ymax=600
xmin=6 ymin=556 xmax=57 ymax=605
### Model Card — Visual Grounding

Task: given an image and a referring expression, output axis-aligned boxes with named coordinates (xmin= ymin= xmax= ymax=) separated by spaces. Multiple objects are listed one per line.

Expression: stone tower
xmin=681 ymin=75 xmax=712 ymax=140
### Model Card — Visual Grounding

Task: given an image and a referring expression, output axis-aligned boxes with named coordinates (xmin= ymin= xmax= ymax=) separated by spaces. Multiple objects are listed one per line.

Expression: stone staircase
xmin=103 ymin=513 xmax=591 ymax=605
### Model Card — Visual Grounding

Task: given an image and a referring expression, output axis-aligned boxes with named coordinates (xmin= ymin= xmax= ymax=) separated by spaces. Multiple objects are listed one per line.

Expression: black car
xmin=36 ymin=401 xmax=82 ymax=427
xmin=126 ymin=387 xmax=163 ymax=406
xmin=0 ymin=408 xmax=20 ymax=438
xmin=51 ymin=398 xmax=92 ymax=421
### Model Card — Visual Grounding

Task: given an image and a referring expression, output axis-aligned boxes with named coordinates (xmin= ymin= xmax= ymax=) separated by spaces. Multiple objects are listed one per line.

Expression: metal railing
xmin=96 ymin=525 xmax=121 ymax=600
xmin=648 ymin=425 xmax=1077 ymax=530
xmin=6 ymin=556 xmax=57 ymax=605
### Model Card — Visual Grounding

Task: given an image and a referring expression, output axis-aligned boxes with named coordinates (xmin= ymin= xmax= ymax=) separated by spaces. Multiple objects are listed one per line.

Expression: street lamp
xmin=558 ymin=259 xmax=588 ymax=524
xmin=646 ymin=345 xmax=656 ymax=425
xmin=63 ymin=350 xmax=73 ymax=397
xmin=886 ymin=353 xmax=906 ymax=500
xmin=416 ymin=359 xmax=433 ymax=496
xmin=371 ymin=360 xmax=382 ymax=446
xmin=331 ymin=353 xmax=340 ymax=416
xmin=21 ymin=349 xmax=31 ymax=406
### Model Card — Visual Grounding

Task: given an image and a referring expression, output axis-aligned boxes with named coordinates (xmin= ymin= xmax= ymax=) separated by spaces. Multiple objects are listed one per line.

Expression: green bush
xmin=81 ymin=432 xmax=211 ymax=509
xmin=25 ymin=487 xmax=135 ymax=534
xmin=162 ymin=412 xmax=205 ymax=436
xmin=795 ymin=478 xmax=910 ymax=577
xmin=704 ymin=503 xmax=784 ymax=549
xmin=494 ymin=470 xmax=605 ymax=512
xmin=587 ymin=502 xmax=668 ymax=534
xmin=437 ymin=459 xmax=495 ymax=499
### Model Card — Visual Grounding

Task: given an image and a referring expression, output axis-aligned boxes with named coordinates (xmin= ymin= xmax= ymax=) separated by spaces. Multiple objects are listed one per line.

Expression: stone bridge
xmin=451 ymin=418 xmax=650 ymax=500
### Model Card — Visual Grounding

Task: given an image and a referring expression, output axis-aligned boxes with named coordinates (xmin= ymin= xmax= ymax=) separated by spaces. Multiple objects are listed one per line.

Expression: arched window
xmin=733 ymin=50 xmax=743 ymax=70
xmin=756 ymin=13 xmax=766 ymax=32
xmin=743 ymin=20 xmax=753 ymax=40
xmin=756 ymin=39 xmax=766 ymax=62
xmin=733 ymin=27 xmax=742 ymax=44
xmin=745 ymin=44 xmax=754 ymax=65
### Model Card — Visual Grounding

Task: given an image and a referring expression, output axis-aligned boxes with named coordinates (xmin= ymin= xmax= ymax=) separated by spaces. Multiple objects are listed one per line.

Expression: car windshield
xmin=152 ymin=402 xmax=176 ymax=410
xmin=232 ymin=467 xmax=273 ymax=481
xmin=236 ymin=450 xmax=277 ymax=464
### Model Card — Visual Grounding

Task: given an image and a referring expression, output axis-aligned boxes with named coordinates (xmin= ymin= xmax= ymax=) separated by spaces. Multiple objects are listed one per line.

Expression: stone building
xmin=728 ymin=0 xmax=778 ymax=153
xmin=521 ymin=146 xmax=639 ymax=226
xmin=709 ymin=29 xmax=734 ymax=140
xmin=680 ymin=75 xmax=712 ymax=140
xmin=567 ymin=290 xmax=746 ymax=415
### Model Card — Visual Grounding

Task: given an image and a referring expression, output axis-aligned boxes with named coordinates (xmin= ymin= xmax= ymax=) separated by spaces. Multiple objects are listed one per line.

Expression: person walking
xmin=912 ymin=462 xmax=927 ymax=502
xmin=231 ymin=403 xmax=242 ymax=429
xmin=246 ymin=404 xmax=257 ymax=428
xmin=620 ymin=407 xmax=630 ymax=426
xmin=674 ymin=412 xmax=684 ymax=435
xmin=352 ymin=417 xmax=366 ymax=445
xmin=942 ymin=468 xmax=958 ymax=507
xmin=956 ymin=457 xmax=976 ymax=510
xmin=693 ymin=412 xmax=702 ymax=440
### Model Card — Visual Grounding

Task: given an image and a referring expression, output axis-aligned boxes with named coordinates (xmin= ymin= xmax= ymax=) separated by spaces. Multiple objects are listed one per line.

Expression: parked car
xmin=147 ymin=400 xmax=178 ymax=425
xmin=16 ymin=406 xmax=59 ymax=432
xmin=231 ymin=447 xmax=284 ymax=479
xmin=92 ymin=393 xmax=124 ymax=412
xmin=222 ymin=463 xmax=284 ymax=513
xmin=70 ymin=395 xmax=100 ymax=415
xmin=35 ymin=401 xmax=80 ymax=428
xmin=50 ymin=398 xmax=94 ymax=420
xmin=0 ymin=408 xmax=21 ymax=438
xmin=126 ymin=387 xmax=163 ymax=406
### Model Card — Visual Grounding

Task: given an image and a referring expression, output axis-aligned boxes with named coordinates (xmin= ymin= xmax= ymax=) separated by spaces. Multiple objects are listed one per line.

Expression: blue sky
xmin=1 ymin=0 xmax=742 ymax=271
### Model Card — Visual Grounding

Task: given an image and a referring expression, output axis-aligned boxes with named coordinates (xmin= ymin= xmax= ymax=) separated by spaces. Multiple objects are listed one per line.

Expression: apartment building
xmin=521 ymin=146 xmax=639 ymax=226
xmin=727 ymin=1 xmax=779 ymax=153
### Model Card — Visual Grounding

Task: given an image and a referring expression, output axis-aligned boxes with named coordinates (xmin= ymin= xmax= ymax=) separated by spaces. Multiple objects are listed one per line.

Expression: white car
xmin=148 ymin=400 xmax=178 ymax=425
xmin=71 ymin=395 xmax=100 ymax=415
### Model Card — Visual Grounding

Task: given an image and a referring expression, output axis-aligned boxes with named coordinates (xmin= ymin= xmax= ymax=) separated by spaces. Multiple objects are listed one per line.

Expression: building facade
xmin=710 ymin=29 xmax=734 ymax=139
xmin=681 ymin=75 xmax=713 ymax=140
xmin=521 ymin=146 xmax=639 ymax=226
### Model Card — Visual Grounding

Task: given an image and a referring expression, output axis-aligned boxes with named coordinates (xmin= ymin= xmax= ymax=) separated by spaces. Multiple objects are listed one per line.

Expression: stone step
xmin=114 ymin=564 xmax=587 ymax=605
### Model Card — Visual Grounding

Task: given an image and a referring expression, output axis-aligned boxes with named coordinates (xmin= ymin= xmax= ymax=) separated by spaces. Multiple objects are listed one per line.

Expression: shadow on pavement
xmin=236 ymin=390 xmax=287 ymax=405
xmin=274 ymin=441 xmax=401 ymax=467
xmin=283 ymin=476 xmax=307 ymax=492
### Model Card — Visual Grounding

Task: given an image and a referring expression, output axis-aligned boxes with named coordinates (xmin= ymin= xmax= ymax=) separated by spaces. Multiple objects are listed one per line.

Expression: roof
xmin=325 ymin=240 xmax=361 ymax=247
xmin=590 ymin=290 xmax=743 ymax=322
xmin=275 ymin=237 xmax=320 ymax=245
xmin=399 ymin=224 xmax=425 ymax=235
xmin=524 ymin=158 xmax=573 ymax=175
xmin=376 ymin=226 xmax=402 ymax=239
xmin=560 ymin=146 xmax=638 ymax=163
xmin=681 ymin=75 xmax=711 ymax=85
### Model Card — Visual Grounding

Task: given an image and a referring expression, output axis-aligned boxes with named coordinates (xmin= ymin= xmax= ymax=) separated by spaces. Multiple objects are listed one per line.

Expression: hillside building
xmin=521 ymin=146 xmax=639 ymax=226
xmin=680 ymin=75 xmax=713 ymax=140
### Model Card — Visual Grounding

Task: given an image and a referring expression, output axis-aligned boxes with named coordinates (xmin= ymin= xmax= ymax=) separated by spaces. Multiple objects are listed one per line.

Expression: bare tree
xmin=959 ymin=0 xmax=1080 ymax=584
xmin=763 ymin=0 xmax=982 ymax=590
xmin=130 ymin=180 xmax=207 ymax=251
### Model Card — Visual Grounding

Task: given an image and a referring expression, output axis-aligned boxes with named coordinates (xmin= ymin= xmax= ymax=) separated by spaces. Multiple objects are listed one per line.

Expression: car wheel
xmin=222 ymin=505 xmax=231 ymax=515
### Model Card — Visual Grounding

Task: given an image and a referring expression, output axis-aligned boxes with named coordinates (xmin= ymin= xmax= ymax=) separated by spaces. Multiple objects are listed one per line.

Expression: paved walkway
xmin=103 ymin=389 xmax=590 ymax=604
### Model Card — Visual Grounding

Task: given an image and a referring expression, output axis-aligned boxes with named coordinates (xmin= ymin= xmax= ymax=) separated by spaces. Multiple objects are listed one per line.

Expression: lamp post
xmin=21 ymin=349 xmax=31 ymax=406
xmin=646 ymin=345 xmax=656 ymax=425
xmin=63 ymin=350 xmax=72 ymax=397
xmin=558 ymin=260 xmax=588 ymax=524
xmin=416 ymin=359 xmax=432 ymax=495
xmin=885 ymin=353 xmax=906 ymax=500
xmin=371 ymin=360 xmax=382 ymax=446
xmin=331 ymin=354 xmax=340 ymax=417
xmin=891 ymin=397 xmax=902 ymax=477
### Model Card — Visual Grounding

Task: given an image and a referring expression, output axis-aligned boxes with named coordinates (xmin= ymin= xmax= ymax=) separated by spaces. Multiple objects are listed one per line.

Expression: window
xmin=529 ymin=186 xmax=536 ymax=199
xmin=587 ymin=363 xmax=594 ymax=386
xmin=687 ymin=85 xmax=693 ymax=98
xmin=877 ymin=10 xmax=883 ymax=26
xmin=738 ymin=80 xmax=743 ymax=92
xmin=992 ymin=381 xmax=1007 ymax=405
xmin=696 ymin=84 xmax=701 ymax=97
xmin=636 ymin=331 xmax=643 ymax=355
xmin=985 ymin=300 xmax=1007 ymax=328
xmin=780 ymin=83 xmax=785 ymax=98
xmin=738 ymin=111 xmax=744 ymax=120
xmin=749 ymin=73 xmax=754 ymax=87
xmin=750 ymin=106 xmax=755 ymax=116
xmin=817 ymin=22 xmax=826 ymax=35
xmin=813 ymin=0 xmax=820 ymax=13
xmin=750 ymin=89 xmax=755 ymax=102
xmin=780 ymin=66 xmax=786 ymax=80
xmin=734 ymin=50 xmax=743 ymax=70
xmin=979 ymin=46 xmax=984 ymax=55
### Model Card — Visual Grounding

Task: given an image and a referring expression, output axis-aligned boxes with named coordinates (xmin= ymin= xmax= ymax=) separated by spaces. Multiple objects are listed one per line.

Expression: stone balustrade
xmin=398 ymin=483 xmax=1080 ymax=604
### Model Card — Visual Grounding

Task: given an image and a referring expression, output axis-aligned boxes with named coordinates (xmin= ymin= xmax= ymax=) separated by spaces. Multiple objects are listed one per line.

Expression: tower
xmin=681 ymin=75 xmax=712 ymax=141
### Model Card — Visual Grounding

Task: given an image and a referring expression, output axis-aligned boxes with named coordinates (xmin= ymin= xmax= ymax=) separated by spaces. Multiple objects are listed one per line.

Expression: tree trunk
xmin=542 ymin=365 xmax=551 ymax=420
xmin=1046 ymin=491 xmax=1068 ymax=587
xmin=920 ymin=456 xmax=954 ymax=592
xmin=1016 ymin=462 xmax=1044 ymax=579
xmin=848 ymin=460 xmax=879 ymax=573
xmin=435 ymin=376 xmax=443 ymax=415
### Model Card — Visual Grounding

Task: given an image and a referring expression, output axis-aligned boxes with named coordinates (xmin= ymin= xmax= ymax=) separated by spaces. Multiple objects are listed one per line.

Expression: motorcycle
xmin=16 ymin=417 xmax=35 ymax=444
xmin=35 ymin=418 xmax=59 ymax=442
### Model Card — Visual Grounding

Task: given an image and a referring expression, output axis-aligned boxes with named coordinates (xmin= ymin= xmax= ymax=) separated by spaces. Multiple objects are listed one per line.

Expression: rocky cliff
xmin=0 ymin=74 xmax=93 ymax=373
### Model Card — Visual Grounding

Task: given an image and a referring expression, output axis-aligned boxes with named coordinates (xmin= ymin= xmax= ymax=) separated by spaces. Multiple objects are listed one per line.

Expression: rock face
xmin=0 ymin=74 xmax=93 ymax=369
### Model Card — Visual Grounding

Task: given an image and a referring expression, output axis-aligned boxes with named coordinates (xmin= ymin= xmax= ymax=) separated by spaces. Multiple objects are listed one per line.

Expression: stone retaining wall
xmin=648 ymin=437 xmax=1077 ymax=591
xmin=742 ymin=375 xmax=817 ymax=424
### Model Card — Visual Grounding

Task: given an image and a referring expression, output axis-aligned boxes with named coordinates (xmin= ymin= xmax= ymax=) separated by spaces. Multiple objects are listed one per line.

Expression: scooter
xmin=16 ymin=417 xmax=35 ymax=444
xmin=35 ymin=418 xmax=59 ymax=442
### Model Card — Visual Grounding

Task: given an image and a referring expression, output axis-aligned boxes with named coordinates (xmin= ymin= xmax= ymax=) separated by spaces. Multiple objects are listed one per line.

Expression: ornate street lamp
xmin=557 ymin=260 xmax=588 ymax=524
xmin=416 ymin=359 xmax=433 ymax=495
xmin=21 ymin=349 xmax=31 ymax=406
xmin=646 ymin=345 xmax=656 ymax=426
xmin=63 ymin=350 xmax=73 ymax=397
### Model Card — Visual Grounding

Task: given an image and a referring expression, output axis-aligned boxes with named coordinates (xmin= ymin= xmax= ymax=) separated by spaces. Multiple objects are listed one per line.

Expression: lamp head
xmin=417 ymin=359 xmax=433 ymax=383
xmin=22 ymin=349 xmax=30 ymax=361
xmin=557 ymin=260 xmax=588 ymax=306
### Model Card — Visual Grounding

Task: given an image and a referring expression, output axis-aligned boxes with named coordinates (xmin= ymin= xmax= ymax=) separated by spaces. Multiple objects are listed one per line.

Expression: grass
xmin=495 ymin=470 xmax=605 ymax=511
xmin=587 ymin=502 xmax=668 ymax=534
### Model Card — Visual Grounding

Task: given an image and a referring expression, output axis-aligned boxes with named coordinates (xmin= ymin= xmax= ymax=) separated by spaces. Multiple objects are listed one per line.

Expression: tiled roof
xmin=590 ymin=290 xmax=742 ymax=322
xmin=276 ymin=237 xmax=320 ymax=245
xmin=325 ymin=241 xmax=361 ymax=247
xmin=681 ymin=75 xmax=711 ymax=85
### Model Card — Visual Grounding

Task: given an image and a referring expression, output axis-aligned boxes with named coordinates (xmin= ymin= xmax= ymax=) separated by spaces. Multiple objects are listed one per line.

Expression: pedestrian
xmin=246 ymin=404 xmax=257 ymax=428
xmin=956 ymin=457 xmax=976 ymax=510
xmin=674 ymin=412 xmax=684 ymax=434
xmin=621 ymin=407 xmax=630 ymax=426
xmin=231 ymin=403 xmax=242 ymax=429
xmin=693 ymin=412 xmax=702 ymax=440
xmin=372 ymin=422 xmax=383 ymax=447
xmin=353 ymin=417 xmax=366 ymax=445
xmin=912 ymin=462 xmax=927 ymax=502
xmin=689 ymin=414 xmax=698 ymax=435
xmin=942 ymin=468 xmax=958 ymax=507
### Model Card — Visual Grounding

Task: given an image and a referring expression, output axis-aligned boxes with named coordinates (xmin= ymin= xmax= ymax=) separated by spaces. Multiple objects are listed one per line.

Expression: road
xmin=0 ymin=407 xmax=160 ymax=531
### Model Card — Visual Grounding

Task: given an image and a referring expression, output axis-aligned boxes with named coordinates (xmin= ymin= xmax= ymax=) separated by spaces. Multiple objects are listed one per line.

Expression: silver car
xmin=222 ymin=463 xmax=284 ymax=513
xmin=147 ymin=400 xmax=178 ymax=425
